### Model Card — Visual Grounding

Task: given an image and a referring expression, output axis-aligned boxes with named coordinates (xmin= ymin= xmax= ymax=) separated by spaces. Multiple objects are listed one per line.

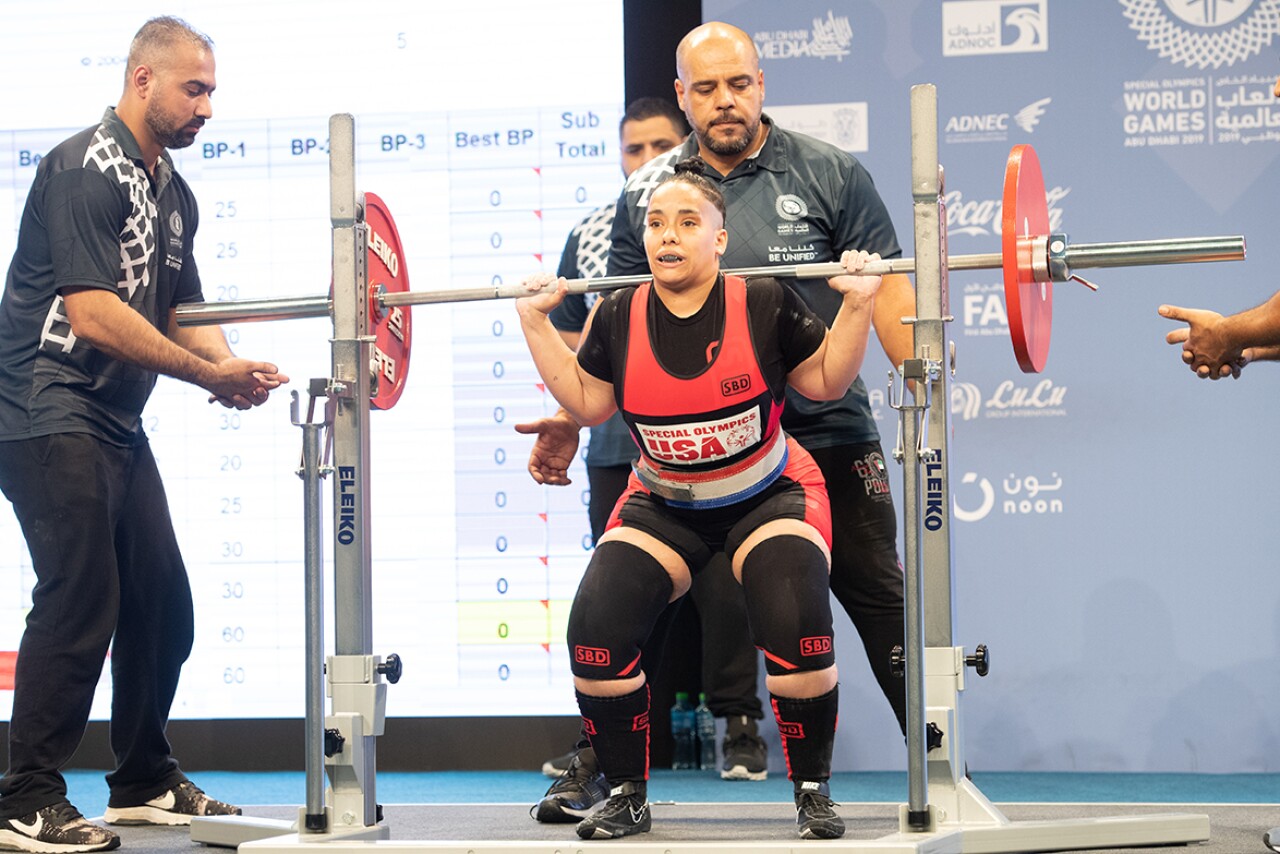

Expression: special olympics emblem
xmin=169 ymin=210 xmax=183 ymax=237
xmin=1121 ymin=0 xmax=1280 ymax=68
xmin=774 ymin=194 xmax=809 ymax=222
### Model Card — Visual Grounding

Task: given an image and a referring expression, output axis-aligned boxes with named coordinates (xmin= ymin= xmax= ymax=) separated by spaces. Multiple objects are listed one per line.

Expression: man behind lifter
xmin=607 ymin=22 xmax=916 ymax=761
xmin=0 ymin=17 xmax=286 ymax=854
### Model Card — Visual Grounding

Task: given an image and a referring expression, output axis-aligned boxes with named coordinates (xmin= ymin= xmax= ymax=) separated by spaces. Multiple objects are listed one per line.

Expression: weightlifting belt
xmin=633 ymin=428 xmax=788 ymax=510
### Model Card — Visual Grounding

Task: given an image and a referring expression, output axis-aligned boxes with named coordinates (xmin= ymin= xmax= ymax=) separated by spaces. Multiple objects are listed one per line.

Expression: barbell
xmin=176 ymin=144 xmax=1246 ymax=403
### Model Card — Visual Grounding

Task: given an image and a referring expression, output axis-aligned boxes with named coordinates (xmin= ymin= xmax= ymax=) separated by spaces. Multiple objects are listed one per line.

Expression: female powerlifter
xmin=515 ymin=156 xmax=882 ymax=841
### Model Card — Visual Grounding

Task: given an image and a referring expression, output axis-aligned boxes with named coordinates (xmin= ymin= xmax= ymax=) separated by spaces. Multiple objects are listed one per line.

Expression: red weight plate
xmin=364 ymin=192 xmax=412 ymax=409
xmin=1001 ymin=144 xmax=1052 ymax=373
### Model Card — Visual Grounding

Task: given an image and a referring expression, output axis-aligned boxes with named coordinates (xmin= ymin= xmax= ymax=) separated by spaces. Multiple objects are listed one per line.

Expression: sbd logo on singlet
xmin=721 ymin=374 xmax=752 ymax=396
xmin=800 ymin=636 xmax=833 ymax=656
xmin=575 ymin=645 xmax=611 ymax=666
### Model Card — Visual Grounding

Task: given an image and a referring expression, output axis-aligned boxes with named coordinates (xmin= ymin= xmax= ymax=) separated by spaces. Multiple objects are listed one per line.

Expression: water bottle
xmin=695 ymin=693 xmax=717 ymax=771
xmin=669 ymin=692 xmax=696 ymax=769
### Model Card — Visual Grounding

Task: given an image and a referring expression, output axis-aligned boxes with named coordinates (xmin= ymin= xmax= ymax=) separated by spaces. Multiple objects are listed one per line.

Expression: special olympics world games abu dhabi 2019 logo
xmin=1121 ymin=0 xmax=1280 ymax=68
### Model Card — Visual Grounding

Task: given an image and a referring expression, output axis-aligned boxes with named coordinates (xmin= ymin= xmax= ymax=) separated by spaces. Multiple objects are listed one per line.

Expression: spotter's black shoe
xmin=532 ymin=748 xmax=608 ymax=823
xmin=721 ymin=715 xmax=768 ymax=780
xmin=575 ymin=781 xmax=650 ymax=840
xmin=795 ymin=780 xmax=845 ymax=840
xmin=0 ymin=802 xmax=120 ymax=852
xmin=540 ymin=748 xmax=577 ymax=778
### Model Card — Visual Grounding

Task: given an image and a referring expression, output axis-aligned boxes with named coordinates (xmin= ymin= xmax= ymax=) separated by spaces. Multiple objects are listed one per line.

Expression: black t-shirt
xmin=0 ymin=108 xmax=204 ymax=445
xmin=578 ymin=275 xmax=825 ymax=403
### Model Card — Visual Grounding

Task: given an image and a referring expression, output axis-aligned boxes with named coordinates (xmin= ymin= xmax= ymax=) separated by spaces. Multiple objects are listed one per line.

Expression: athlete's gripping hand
xmin=515 ymin=273 xmax=569 ymax=320
xmin=827 ymin=249 xmax=883 ymax=309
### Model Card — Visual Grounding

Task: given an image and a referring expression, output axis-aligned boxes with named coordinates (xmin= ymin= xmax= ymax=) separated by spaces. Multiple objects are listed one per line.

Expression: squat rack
xmin=182 ymin=87 xmax=1232 ymax=851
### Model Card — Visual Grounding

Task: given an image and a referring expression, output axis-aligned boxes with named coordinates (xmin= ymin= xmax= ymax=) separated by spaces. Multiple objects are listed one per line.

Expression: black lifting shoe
xmin=794 ymin=780 xmax=845 ymax=840
xmin=575 ymin=781 xmax=651 ymax=840
xmin=531 ymin=747 xmax=608 ymax=823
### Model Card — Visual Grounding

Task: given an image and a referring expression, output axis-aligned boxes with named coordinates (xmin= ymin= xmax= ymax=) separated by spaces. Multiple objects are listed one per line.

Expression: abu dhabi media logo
xmin=945 ymin=96 xmax=1052 ymax=143
xmin=943 ymin=0 xmax=1049 ymax=56
xmin=951 ymin=378 xmax=1068 ymax=420
xmin=754 ymin=10 xmax=853 ymax=61
xmin=1121 ymin=0 xmax=1280 ymax=69
xmin=952 ymin=469 xmax=1065 ymax=522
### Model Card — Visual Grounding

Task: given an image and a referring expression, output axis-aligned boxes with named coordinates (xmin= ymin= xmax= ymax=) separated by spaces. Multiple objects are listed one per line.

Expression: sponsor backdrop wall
xmin=1 ymin=0 xmax=1276 ymax=777
xmin=702 ymin=0 xmax=1280 ymax=774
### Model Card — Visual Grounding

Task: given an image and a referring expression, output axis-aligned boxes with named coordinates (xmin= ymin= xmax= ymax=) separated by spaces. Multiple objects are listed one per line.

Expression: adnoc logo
xmin=1121 ymin=0 xmax=1280 ymax=69
xmin=943 ymin=1 xmax=1049 ymax=56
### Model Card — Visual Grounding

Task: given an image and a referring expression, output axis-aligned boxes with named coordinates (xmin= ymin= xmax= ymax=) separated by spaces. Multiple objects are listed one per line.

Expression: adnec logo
xmin=754 ymin=11 xmax=853 ymax=61
xmin=1121 ymin=0 xmax=1280 ymax=68
xmin=945 ymin=97 xmax=1052 ymax=143
xmin=943 ymin=1 xmax=1048 ymax=56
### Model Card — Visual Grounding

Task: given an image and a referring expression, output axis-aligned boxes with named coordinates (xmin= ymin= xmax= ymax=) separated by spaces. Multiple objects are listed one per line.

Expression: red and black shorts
xmin=602 ymin=436 xmax=832 ymax=570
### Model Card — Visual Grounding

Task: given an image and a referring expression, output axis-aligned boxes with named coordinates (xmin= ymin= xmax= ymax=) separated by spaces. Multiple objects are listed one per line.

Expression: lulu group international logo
xmin=1121 ymin=0 xmax=1280 ymax=68
xmin=950 ymin=379 xmax=1068 ymax=420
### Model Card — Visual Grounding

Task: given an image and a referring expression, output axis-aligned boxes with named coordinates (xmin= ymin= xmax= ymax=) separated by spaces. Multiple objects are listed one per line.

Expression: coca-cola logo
xmin=944 ymin=186 xmax=1069 ymax=237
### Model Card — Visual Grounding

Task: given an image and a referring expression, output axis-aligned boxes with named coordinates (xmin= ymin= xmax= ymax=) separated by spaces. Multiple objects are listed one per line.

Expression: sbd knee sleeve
xmin=740 ymin=535 xmax=835 ymax=676
xmin=567 ymin=540 xmax=674 ymax=679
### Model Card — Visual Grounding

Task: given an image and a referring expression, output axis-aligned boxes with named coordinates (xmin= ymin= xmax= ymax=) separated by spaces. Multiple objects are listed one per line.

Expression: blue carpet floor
xmin=63 ymin=769 xmax=1280 ymax=819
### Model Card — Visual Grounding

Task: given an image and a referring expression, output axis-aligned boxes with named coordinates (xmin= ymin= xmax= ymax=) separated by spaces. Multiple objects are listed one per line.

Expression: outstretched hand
xmin=1158 ymin=304 xmax=1244 ymax=380
xmin=513 ymin=410 xmax=582 ymax=485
